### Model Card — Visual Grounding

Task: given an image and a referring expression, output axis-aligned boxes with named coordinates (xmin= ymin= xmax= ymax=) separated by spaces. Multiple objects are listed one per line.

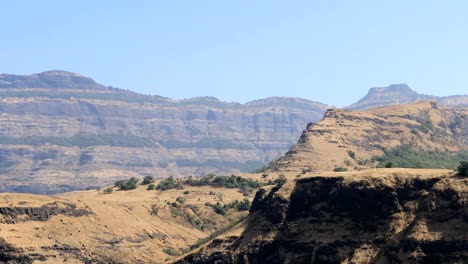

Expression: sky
xmin=1 ymin=1 xmax=467 ymax=107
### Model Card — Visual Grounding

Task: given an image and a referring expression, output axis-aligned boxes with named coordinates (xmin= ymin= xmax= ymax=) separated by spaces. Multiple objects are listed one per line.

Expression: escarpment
xmin=0 ymin=71 xmax=330 ymax=193
xmin=178 ymin=173 xmax=468 ymax=264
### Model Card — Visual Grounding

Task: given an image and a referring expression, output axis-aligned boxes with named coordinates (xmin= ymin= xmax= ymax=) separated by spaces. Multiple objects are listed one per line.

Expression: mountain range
xmin=0 ymin=71 xmax=467 ymax=193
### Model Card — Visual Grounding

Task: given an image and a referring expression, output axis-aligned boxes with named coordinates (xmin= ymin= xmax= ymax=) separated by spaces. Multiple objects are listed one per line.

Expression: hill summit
xmin=0 ymin=70 xmax=106 ymax=89
xmin=347 ymin=84 xmax=467 ymax=110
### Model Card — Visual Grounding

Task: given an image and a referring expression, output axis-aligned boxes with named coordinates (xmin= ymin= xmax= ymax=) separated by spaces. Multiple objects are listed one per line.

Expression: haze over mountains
xmin=0 ymin=70 xmax=467 ymax=194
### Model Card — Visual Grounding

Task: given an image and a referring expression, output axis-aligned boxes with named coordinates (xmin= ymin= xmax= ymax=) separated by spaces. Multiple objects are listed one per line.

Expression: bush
xmin=157 ymin=176 xmax=183 ymax=190
xmin=147 ymin=183 xmax=155 ymax=190
xmin=184 ymin=174 xmax=261 ymax=190
xmin=457 ymin=161 xmax=468 ymax=177
xmin=347 ymin=150 xmax=356 ymax=159
xmin=114 ymin=177 xmax=138 ymax=190
xmin=273 ymin=174 xmax=287 ymax=187
xmin=142 ymin=176 xmax=154 ymax=185
xmin=212 ymin=202 xmax=226 ymax=215
xmin=163 ymin=247 xmax=178 ymax=256
xmin=176 ymin=196 xmax=186 ymax=204
xmin=333 ymin=167 xmax=348 ymax=172
xmin=236 ymin=198 xmax=251 ymax=211
xmin=103 ymin=187 xmax=113 ymax=194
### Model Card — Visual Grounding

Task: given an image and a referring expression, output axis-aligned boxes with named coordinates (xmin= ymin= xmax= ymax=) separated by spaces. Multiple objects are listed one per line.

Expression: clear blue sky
xmin=1 ymin=1 xmax=467 ymax=106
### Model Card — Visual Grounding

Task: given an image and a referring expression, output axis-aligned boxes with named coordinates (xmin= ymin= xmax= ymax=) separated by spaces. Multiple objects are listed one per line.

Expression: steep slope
xmin=0 ymin=71 xmax=330 ymax=193
xmin=275 ymin=101 xmax=468 ymax=174
xmin=347 ymin=84 xmax=468 ymax=110
xmin=177 ymin=169 xmax=468 ymax=264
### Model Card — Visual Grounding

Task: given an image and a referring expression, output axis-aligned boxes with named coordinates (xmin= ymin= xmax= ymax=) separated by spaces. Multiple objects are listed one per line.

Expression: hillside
xmin=0 ymin=71 xmax=330 ymax=194
xmin=0 ymin=175 xmax=268 ymax=263
xmin=347 ymin=83 xmax=468 ymax=110
xmin=275 ymin=101 xmax=468 ymax=174
xmin=178 ymin=169 xmax=467 ymax=264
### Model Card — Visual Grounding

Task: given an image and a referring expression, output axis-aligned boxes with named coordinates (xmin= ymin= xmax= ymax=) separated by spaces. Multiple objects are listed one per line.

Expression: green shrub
xmin=103 ymin=187 xmax=113 ymax=194
xmin=333 ymin=167 xmax=348 ymax=172
xmin=274 ymin=174 xmax=287 ymax=187
xmin=212 ymin=202 xmax=226 ymax=215
xmin=457 ymin=161 xmax=468 ymax=177
xmin=236 ymin=198 xmax=251 ymax=211
xmin=184 ymin=174 xmax=262 ymax=190
xmin=147 ymin=183 xmax=155 ymax=190
xmin=347 ymin=150 xmax=356 ymax=159
xmin=114 ymin=177 xmax=138 ymax=190
xmin=176 ymin=196 xmax=186 ymax=204
xmin=183 ymin=190 xmax=190 ymax=195
xmin=163 ymin=247 xmax=178 ymax=256
xmin=142 ymin=176 xmax=154 ymax=185
xmin=157 ymin=176 xmax=183 ymax=190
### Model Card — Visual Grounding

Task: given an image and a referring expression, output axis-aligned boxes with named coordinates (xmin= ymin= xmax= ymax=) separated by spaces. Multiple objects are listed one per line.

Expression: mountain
xmin=347 ymin=83 xmax=468 ymax=110
xmin=0 ymin=102 xmax=466 ymax=263
xmin=0 ymin=71 xmax=330 ymax=194
xmin=275 ymin=101 xmax=468 ymax=174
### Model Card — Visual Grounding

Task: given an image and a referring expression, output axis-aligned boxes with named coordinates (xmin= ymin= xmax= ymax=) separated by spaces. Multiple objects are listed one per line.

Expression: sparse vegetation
xmin=372 ymin=144 xmax=468 ymax=169
xmin=184 ymin=215 xmax=248 ymax=252
xmin=0 ymin=134 xmax=155 ymax=148
xmin=254 ymin=159 xmax=279 ymax=173
xmin=347 ymin=150 xmax=356 ymax=159
xmin=184 ymin=174 xmax=262 ymax=193
xmin=147 ymin=183 xmax=155 ymax=190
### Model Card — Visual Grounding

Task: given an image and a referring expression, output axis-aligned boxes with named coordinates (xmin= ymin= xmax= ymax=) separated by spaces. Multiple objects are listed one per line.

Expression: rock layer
xmin=0 ymin=71 xmax=329 ymax=193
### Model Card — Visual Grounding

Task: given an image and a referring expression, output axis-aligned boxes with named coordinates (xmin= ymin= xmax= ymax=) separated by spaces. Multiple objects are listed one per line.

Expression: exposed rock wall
xmin=179 ymin=175 xmax=468 ymax=264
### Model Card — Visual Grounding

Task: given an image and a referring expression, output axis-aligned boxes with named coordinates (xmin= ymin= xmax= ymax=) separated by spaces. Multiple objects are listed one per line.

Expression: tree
xmin=457 ymin=161 xmax=468 ymax=177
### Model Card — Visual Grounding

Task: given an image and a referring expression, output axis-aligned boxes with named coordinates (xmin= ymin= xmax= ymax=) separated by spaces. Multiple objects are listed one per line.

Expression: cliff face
xmin=347 ymin=84 xmax=468 ymax=110
xmin=0 ymin=71 xmax=329 ymax=193
xmin=179 ymin=172 xmax=468 ymax=264
xmin=276 ymin=102 xmax=468 ymax=173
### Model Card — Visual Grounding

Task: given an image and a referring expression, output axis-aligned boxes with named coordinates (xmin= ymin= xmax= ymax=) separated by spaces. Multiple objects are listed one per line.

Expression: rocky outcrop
xmin=179 ymin=174 xmax=468 ymax=264
xmin=0 ymin=71 xmax=330 ymax=193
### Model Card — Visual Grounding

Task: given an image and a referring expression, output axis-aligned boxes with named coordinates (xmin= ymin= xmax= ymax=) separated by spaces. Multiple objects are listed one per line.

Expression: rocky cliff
xmin=0 ymin=71 xmax=330 ymax=193
xmin=178 ymin=171 xmax=468 ymax=264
